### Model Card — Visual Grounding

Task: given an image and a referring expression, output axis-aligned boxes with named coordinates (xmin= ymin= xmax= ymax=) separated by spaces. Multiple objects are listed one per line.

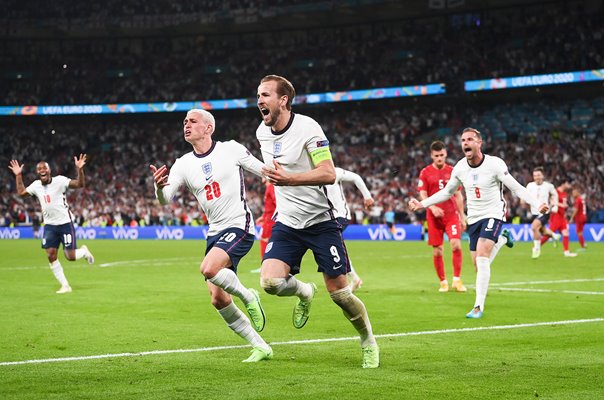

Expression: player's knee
xmin=329 ymin=286 xmax=364 ymax=320
xmin=261 ymin=277 xmax=286 ymax=295
xmin=200 ymin=263 xmax=217 ymax=279
xmin=432 ymin=246 xmax=444 ymax=257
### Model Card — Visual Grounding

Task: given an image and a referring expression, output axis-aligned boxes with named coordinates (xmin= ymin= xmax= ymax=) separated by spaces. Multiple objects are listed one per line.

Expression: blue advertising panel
xmin=0 ymin=84 xmax=445 ymax=117
xmin=464 ymin=69 xmax=604 ymax=92
xmin=1 ymin=224 xmax=603 ymax=242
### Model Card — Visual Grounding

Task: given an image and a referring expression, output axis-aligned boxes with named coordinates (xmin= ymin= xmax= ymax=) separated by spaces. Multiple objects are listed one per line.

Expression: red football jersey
xmin=574 ymin=195 xmax=586 ymax=219
xmin=417 ymin=164 xmax=459 ymax=216
xmin=262 ymin=183 xmax=276 ymax=220
xmin=555 ymin=189 xmax=568 ymax=217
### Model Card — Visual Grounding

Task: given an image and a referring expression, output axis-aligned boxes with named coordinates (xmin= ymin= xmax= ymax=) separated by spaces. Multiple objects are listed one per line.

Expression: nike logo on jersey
xmin=333 ymin=264 xmax=342 ymax=270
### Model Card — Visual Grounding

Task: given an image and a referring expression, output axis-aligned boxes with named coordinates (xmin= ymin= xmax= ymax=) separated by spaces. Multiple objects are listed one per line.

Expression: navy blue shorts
xmin=467 ymin=218 xmax=504 ymax=251
xmin=336 ymin=217 xmax=350 ymax=231
xmin=531 ymin=214 xmax=550 ymax=225
xmin=206 ymin=228 xmax=254 ymax=272
xmin=263 ymin=220 xmax=350 ymax=277
xmin=42 ymin=223 xmax=77 ymax=250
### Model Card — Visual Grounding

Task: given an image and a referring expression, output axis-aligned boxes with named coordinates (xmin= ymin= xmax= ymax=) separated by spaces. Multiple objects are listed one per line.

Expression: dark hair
xmin=462 ymin=127 xmax=482 ymax=140
xmin=430 ymin=140 xmax=446 ymax=152
xmin=533 ymin=166 xmax=544 ymax=174
xmin=260 ymin=75 xmax=296 ymax=110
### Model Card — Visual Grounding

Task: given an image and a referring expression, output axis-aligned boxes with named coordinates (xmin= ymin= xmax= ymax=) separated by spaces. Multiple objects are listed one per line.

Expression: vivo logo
xmin=111 ymin=228 xmax=139 ymax=240
xmin=367 ymin=225 xmax=407 ymax=241
xmin=75 ymin=228 xmax=97 ymax=240
xmin=0 ymin=228 xmax=20 ymax=239
xmin=155 ymin=227 xmax=185 ymax=240
xmin=589 ymin=227 xmax=604 ymax=242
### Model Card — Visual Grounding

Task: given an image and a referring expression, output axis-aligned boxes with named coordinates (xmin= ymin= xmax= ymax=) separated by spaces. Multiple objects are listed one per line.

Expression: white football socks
xmin=217 ymin=301 xmax=269 ymax=350
xmin=474 ymin=256 xmax=491 ymax=311
xmin=49 ymin=260 xmax=69 ymax=286
xmin=208 ymin=268 xmax=254 ymax=304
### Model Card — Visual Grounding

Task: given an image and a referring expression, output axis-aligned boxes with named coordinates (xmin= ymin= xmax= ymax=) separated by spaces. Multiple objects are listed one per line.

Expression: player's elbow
xmin=322 ymin=166 xmax=336 ymax=184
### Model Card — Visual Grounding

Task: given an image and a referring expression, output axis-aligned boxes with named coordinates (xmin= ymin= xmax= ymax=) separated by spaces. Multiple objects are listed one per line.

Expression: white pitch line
xmin=490 ymin=278 xmax=604 ymax=286
xmin=495 ymin=287 xmax=604 ymax=295
xmin=98 ymin=257 xmax=198 ymax=268
xmin=1 ymin=318 xmax=602 ymax=367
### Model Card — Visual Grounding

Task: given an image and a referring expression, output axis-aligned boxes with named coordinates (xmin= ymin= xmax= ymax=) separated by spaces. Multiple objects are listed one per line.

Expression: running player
xmin=150 ymin=108 xmax=272 ymax=363
xmin=409 ymin=128 xmax=548 ymax=318
xmin=256 ymin=75 xmax=379 ymax=368
xmin=8 ymin=156 xmax=95 ymax=294
xmin=525 ymin=167 xmax=560 ymax=259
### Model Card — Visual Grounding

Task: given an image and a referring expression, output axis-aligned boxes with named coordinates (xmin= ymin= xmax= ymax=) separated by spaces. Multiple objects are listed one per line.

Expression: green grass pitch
xmin=0 ymin=239 xmax=602 ymax=399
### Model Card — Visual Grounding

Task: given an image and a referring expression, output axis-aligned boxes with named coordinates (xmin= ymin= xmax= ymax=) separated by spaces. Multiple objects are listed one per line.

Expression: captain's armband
xmin=309 ymin=147 xmax=332 ymax=165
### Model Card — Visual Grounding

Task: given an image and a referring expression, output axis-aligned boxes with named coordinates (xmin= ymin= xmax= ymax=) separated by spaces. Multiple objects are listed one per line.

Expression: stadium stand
xmin=1 ymin=0 xmax=603 ymax=226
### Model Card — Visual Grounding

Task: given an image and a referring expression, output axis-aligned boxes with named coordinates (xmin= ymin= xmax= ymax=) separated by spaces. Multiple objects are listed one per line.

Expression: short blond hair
xmin=187 ymin=108 xmax=216 ymax=134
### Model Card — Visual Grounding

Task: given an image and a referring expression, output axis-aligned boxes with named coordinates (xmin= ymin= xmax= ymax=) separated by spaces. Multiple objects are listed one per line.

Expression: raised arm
xmin=8 ymin=160 xmax=29 ymax=197
xmin=410 ymin=176 xmax=460 ymax=212
xmin=68 ymin=154 xmax=87 ymax=189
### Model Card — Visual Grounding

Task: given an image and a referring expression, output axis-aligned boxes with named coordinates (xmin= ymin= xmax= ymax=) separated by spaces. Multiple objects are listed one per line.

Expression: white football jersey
xmin=156 ymin=140 xmax=265 ymax=236
xmin=526 ymin=181 xmax=557 ymax=215
xmin=327 ymin=167 xmax=372 ymax=220
xmin=256 ymin=113 xmax=335 ymax=229
xmin=421 ymin=155 xmax=542 ymax=225
xmin=26 ymin=175 xmax=73 ymax=225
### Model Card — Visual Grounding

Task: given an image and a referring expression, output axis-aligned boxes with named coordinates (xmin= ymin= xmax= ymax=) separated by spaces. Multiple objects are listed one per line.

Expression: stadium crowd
xmin=2 ymin=96 xmax=603 ymax=228
xmin=1 ymin=0 xmax=603 ymax=105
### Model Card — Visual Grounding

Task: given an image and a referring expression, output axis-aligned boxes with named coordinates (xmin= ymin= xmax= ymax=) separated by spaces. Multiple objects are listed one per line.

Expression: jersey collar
xmin=467 ymin=154 xmax=486 ymax=169
xmin=271 ymin=112 xmax=295 ymax=135
xmin=193 ymin=141 xmax=216 ymax=158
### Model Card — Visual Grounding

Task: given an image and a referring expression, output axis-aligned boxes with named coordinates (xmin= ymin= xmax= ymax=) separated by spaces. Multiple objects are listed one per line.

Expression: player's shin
xmin=330 ymin=286 xmax=376 ymax=347
xmin=49 ymin=260 xmax=69 ymax=287
xmin=208 ymin=268 xmax=254 ymax=304
xmin=217 ymin=301 xmax=269 ymax=350
xmin=474 ymin=257 xmax=491 ymax=310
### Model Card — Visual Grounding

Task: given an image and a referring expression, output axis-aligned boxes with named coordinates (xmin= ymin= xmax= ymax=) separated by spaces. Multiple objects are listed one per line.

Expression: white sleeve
xmin=155 ymin=158 xmax=185 ymax=205
xmin=420 ymin=168 xmax=460 ymax=208
xmin=233 ymin=141 xmax=266 ymax=178
xmin=497 ymin=165 xmax=542 ymax=211
xmin=339 ymin=169 xmax=372 ymax=200
xmin=549 ymin=185 xmax=559 ymax=210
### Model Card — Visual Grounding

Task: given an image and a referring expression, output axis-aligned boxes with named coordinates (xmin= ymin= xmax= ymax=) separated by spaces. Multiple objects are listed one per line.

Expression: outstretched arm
xmin=8 ymin=160 xmax=29 ymax=197
xmin=410 ymin=177 xmax=460 ymax=212
xmin=501 ymin=173 xmax=549 ymax=214
xmin=69 ymin=154 xmax=87 ymax=189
